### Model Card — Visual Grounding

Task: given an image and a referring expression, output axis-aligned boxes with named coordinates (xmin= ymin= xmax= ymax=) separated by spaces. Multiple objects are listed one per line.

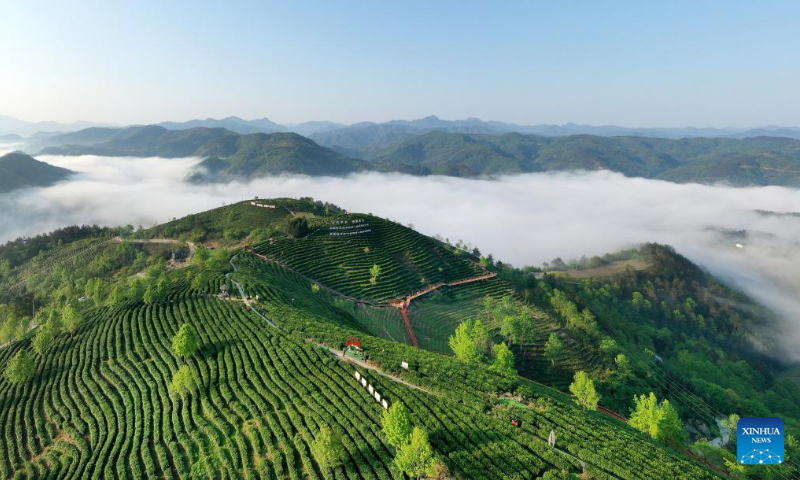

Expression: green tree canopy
xmin=286 ymin=217 xmax=310 ymax=239
xmin=62 ymin=303 xmax=83 ymax=336
xmin=544 ymin=333 xmax=563 ymax=366
xmin=369 ymin=263 xmax=382 ymax=285
xmin=394 ymin=426 xmax=438 ymax=479
xmin=490 ymin=342 xmax=517 ymax=377
xmin=569 ymin=371 xmax=600 ymax=411
xmin=382 ymin=402 xmax=413 ymax=447
xmin=310 ymin=426 xmax=345 ymax=470
xmin=169 ymin=364 xmax=195 ymax=397
xmin=172 ymin=323 xmax=199 ymax=361
xmin=630 ymin=392 xmax=686 ymax=445
xmin=4 ymin=349 xmax=35 ymax=384
xmin=32 ymin=324 xmax=55 ymax=354
xmin=448 ymin=319 xmax=488 ymax=363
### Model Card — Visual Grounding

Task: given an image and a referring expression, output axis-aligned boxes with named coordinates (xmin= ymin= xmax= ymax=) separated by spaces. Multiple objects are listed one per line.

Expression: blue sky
xmin=0 ymin=0 xmax=798 ymax=127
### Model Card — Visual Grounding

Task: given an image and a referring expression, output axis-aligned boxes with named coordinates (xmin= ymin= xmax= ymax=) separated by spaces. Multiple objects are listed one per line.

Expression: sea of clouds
xmin=1 ymin=154 xmax=799 ymax=360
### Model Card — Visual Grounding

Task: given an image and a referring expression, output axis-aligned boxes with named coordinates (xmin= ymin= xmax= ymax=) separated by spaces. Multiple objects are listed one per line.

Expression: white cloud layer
xmin=2 ymin=155 xmax=799 ymax=360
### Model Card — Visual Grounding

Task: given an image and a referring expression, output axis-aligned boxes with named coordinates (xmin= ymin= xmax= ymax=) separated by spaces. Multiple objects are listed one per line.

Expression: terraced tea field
xmin=0 ymin=269 xmax=591 ymax=479
xmin=251 ymin=214 xmax=483 ymax=302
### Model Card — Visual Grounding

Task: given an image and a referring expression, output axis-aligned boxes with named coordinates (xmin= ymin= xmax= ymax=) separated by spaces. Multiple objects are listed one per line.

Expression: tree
xmin=569 ymin=371 xmax=600 ymax=410
xmin=62 ymin=303 xmax=83 ymax=336
xmin=490 ymin=342 xmax=517 ymax=377
xmin=544 ymin=333 xmax=563 ymax=366
xmin=169 ymin=364 xmax=195 ymax=397
xmin=471 ymin=319 xmax=491 ymax=356
xmin=310 ymin=426 xmax=345 ymax=469
xmin=614 ymin=353 xmax=632 ymax=376
xmin=721 ymin=413 xmax=740 ymax=449
xmin=382 ymin=402 xmax=412 ymax=447
xmin=128 ymin=278 xmax=146 ymax=302
xmin=0 ymin=314 xmax=20 ymax=343
xmin=394 ymin=427 xmax=438 ymax=479
xmin=173 ymin=323 xmax=199 ymax=362
xmin=32 ymin=324 xmax=55 ymax=354
xmin=630 ymin=392 xmax=660 ymax=438
xmin=369 ymin=264 xmax=382 ymax=286
xmin=286 ymin=217 xmax=310 ymax=238
xmin=657 ymin=400 xmax=687 ymax=445
xmin=629 ymin=392 xmax=686 ymax=445
xmin=4 ymin=349 xmax=35 ymax=384
xmin=144 ymin=275 xmax=169 ymax=305
xmin=448 ymin=320 xmax=482 ymax=363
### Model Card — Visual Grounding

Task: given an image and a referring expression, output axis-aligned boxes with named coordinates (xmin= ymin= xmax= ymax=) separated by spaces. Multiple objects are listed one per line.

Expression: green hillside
xmin=362 ymin=131 xmax=800 ymax=184
xmin=29 ymin=124 xmax=800 ymax=185
xmin=2 ymin=198 xmax=798 ymax=478
xmin=39 ymin=125 xmax=236 ymax=158
xmin=189 ymin=133 xmax=366 ymax=180
xmin=0 ymin=152 xmax=73 ymax=194
xmin=250 ymin=213 xmax=484 ymax=302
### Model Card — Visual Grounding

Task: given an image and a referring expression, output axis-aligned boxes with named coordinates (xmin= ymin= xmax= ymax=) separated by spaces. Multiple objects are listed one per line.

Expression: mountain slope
xmin=156 ymin=115 xmax=288 ymax=134
xmin=0 ymin=201 xmax=734 ymax=478
xmin=39 ymin=125 xmax=237 ymax=158
xmin=363 ymin=131 xmax=800 ymax=183
xmin=189 ymin=132 xmax=367 ymax=180
xmin=0 ymin=152 xmax=72 ymax=194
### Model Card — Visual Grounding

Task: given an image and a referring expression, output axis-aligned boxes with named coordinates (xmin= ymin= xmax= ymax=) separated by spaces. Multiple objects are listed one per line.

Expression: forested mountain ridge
xmin=358 ymin=131 xmax=800 ymax=185
xmin=29 ymin=124 xmax=800 ymax=186
xmin=0 ymin=152 xmax=73 ymax=194
xmin=0 ymin=198 xmax=797 ymax=478
xmin=188 ymin=132 xmax=368 ymax=180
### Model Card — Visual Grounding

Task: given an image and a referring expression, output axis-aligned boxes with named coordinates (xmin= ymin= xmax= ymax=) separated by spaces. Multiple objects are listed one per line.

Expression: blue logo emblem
xmin=738 ymin=417 xmax=784 ymax=465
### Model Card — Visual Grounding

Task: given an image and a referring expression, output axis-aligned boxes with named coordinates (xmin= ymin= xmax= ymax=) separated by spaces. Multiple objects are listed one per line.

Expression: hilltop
xmin=188 ymin=132 xmax=367 ymax=180
xmin=1 ymin=198 xmax=797 ymax=478
xmin=0 ymin=152 xmax=73 ymax=194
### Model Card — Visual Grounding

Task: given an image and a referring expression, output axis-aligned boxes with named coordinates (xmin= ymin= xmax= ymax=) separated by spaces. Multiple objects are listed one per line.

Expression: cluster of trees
xmin=629 ymin=392 xmax=686 ymax=445
xmin=543 ymin=248 xmax=639 ymax=272
xmin=0 ymin=225 xmax=109 ymax=272
xmin=3 ymin=300 xmax=86 ymax=384
xmin=382 ymin=402 xmax=439 ymax=478
xmin=569 ymin=371 xmax=600 ymax=410
xmin=549 ymin=290 xmax=598 ymax=337
xmin=538 ymin=243 xmax=800 ymax=443
xmin=169 ymin=323 xmax=200 ymax=397
xmin=286 ymin=217 xmax=311 ymax=239
xmin=449 ymin=318 xmax=518 ymax=377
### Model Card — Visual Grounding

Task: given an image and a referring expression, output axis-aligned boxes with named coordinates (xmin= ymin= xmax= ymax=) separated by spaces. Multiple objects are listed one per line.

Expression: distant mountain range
xmin=24 ymin=124 xmax=800 ymax=187
xmin=0 ymin=114 xmax=114 ymax=137
xmin=0 ymin=152 xmax=73 ymax=194
xmin=356 ymin=131 xmax=800 ymax=185
xmin=5 ymin=113 xmax=800 ymax=143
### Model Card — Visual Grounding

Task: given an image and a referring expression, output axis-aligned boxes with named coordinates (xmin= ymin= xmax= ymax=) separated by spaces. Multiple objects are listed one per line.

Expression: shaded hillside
xmin=24 ymin=127 xmax=122 ymax=152
xmin=0 ymin=152 xmax=72 ymax=194
xmin=39 ymin=125 xmax=237 ymax=158
xmin=363 ymin=131 xmax=800 ymax=184
xmin=156 ymin=115 xmax=287 ymax=134
xmin=188 ymin=132 xmax=367 ymax=180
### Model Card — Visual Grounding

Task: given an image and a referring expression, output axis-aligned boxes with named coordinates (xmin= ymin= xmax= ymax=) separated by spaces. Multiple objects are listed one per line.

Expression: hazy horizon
xmin=1 ymin=2 xmax=798 ymax=127
xmin=3 ymin=112 xmax=800 ymax=132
